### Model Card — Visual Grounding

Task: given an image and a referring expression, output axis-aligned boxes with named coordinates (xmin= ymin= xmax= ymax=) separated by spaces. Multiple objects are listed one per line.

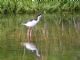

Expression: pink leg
xmin=29 ymin=27 xmax=32 ymax=42
xmin=27 ymin=27 xmax=32 ymax=42
xmin=27 ymin=28 xmax=30 ymax=42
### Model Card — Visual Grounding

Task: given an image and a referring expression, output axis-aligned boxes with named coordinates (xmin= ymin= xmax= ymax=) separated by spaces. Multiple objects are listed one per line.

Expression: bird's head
xmin=37 ymin=14 xmax=42 ymax=19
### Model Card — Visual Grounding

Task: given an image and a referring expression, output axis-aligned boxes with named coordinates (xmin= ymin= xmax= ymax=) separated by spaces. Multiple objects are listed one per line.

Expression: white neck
xmin=37 ymin=15 xmax=41 ymax=23
xmin=36 ymin=49 xmax=40 ymax=57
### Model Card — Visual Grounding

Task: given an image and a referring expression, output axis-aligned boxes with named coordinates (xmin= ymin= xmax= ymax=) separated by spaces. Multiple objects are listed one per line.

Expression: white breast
xmin=23 ymin=43 xmax=37 ymax=50
xmin=25 ymin=20 xmax=37 ymax=27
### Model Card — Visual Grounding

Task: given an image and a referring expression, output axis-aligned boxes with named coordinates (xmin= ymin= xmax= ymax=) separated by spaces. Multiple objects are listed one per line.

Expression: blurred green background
xmin=0 ymin=0 xmax=80 ymax=60
xmin=0 ymin=0 xmax=80 ymax=14
xmin=0 ymin=12 xmax=80 ymax=60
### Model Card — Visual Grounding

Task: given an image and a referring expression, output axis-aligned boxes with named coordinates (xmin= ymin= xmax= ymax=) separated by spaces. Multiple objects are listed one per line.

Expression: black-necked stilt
xmin=21 ymin=42 xmax=40 ymax=57
xmin=22 ymin=14 xmax=42 ymax=42
xmin=22 ymin=14 xmax=42 ymax=27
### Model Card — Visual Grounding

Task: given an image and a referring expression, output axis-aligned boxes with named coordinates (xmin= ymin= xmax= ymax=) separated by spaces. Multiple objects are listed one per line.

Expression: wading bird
xmin=21 ymin=42 xmax=40 ymax=57
xmin=22 ymin=14 xmax=42 ymax=42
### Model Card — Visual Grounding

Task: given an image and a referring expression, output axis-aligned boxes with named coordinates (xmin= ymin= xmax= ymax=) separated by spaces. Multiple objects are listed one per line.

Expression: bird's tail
xmin=21 ymin=23 xmax=25 ymax=25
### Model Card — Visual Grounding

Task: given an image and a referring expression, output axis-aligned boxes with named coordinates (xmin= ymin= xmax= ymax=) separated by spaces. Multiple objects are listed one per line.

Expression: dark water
xmin=0 ymin=12 xmax=80 ymax=60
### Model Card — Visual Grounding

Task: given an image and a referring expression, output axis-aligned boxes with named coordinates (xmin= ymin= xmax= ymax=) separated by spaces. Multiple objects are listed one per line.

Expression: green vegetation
xmin=0 ymin=13 xmax=80 ymax=60
xmin=0 ymin=0 xmax=80 ymax=14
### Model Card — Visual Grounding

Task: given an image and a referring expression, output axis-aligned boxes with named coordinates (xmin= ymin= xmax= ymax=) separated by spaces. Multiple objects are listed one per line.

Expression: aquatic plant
xmin=0 ymin=0 xmax=80 ymax=14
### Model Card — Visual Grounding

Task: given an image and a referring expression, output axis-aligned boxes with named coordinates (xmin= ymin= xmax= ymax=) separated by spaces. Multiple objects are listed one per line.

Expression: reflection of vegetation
xmin=0 ymin=13 xmax=80 ymax=60
xmin=0 ymin=0 xmax=80 ymax=14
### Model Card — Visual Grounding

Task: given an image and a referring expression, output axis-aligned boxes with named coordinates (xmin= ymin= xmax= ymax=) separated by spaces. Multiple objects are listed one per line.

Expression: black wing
xmin=22 ymin=19 xmax=35 ymax=24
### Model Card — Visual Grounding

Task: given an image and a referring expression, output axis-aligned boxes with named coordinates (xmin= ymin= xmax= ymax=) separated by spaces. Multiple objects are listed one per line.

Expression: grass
xmin=0 ymin=0 xmax=80 ymax=14
xmin=0 ymin=12 xmax=80 ymax=60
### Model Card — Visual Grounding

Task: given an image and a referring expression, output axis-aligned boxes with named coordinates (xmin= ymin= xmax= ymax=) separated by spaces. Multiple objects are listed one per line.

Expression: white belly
xmin=25 ymin=43 xmax=37 ymax=50
xmin=25 ymin=21 xmax=37 ymax=27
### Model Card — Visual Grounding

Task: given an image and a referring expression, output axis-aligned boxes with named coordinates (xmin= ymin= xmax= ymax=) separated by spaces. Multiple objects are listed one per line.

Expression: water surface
xmin=0 ymin=12 xmax=80 ymax=60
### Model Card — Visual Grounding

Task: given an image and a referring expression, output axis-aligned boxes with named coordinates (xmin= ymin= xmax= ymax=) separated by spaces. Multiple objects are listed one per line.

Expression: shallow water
xmin=0 ymin=12 xmax=80 ymax=60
